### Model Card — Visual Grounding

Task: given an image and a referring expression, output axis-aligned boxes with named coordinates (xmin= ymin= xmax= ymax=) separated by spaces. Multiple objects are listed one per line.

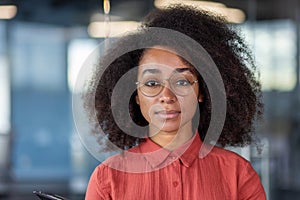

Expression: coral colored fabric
xmin=85 ymin=134 xmax=266 ymax=200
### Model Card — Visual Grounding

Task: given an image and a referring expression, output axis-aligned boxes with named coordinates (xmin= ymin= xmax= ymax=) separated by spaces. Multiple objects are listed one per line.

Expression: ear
xmin=135 ymin=95 xmax=140 ymax=105
xmin=198 ymin=93 xmax=204 ymax=102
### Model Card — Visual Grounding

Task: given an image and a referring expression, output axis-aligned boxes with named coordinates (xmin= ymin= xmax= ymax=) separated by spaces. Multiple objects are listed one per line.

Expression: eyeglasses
xmin=136 ymin=73 xmax=198 ymax=97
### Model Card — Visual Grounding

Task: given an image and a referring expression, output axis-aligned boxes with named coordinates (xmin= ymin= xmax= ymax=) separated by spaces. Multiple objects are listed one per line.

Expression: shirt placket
xmin=169 ymin=156 xmax=183 ymax=200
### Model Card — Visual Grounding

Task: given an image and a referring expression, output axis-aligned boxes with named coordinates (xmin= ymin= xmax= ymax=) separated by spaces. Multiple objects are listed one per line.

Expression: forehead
xmin=138 ymin=48 xmax=193 ymax=73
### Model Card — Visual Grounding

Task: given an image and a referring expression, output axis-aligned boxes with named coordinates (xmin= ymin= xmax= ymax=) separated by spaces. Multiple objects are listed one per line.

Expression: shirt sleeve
xmin=85 ymin=165 xmax=111 ymax=200
xmin=238 ymin=162 xmax=266 ymax=200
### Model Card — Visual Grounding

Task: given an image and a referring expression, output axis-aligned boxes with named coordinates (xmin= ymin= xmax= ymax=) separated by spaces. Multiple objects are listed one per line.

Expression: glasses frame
xmin=135 ymin=75 xmax=198 ymax=97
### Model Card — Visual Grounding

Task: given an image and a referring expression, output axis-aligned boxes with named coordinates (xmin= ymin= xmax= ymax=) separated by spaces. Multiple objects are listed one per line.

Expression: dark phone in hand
xmin=33 ymin=191 xmax=68 ymax=200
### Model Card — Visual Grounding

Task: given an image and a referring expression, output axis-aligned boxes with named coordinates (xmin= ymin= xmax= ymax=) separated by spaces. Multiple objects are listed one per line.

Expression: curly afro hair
xmin=83 ymin=5 xmax=263 ymax=150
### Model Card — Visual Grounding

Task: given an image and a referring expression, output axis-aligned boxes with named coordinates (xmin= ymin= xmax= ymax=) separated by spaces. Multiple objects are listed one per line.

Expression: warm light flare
xmin=103 ymin=0 xmax=110 ymax=15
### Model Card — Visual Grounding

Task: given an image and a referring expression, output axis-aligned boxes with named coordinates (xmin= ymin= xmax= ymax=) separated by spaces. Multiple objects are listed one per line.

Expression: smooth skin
xmin=136 ymin=47 xmax=203 ymax=150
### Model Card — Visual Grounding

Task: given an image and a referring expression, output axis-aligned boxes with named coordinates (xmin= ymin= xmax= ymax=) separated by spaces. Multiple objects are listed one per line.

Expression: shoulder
xmin=205 ymin=145 xmax=252 ymax=168
xmin=85 ymin=163 xmax=112 ymax=200
xmin=199 ymin=145 xmax=257 ymax=181
xmin=99 ymin=149 xmax=150 ymax=173
xmin=204 ymin=146 xmax=266 ymax=199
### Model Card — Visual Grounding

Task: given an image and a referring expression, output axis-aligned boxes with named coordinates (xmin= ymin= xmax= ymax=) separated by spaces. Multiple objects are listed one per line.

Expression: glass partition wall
xmin=240 ymin=19 xmax=300 ymax=199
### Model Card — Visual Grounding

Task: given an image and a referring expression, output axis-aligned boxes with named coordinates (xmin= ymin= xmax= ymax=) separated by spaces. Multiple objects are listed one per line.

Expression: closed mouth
xmin=154 ymin=110 xmax=181 ymax=119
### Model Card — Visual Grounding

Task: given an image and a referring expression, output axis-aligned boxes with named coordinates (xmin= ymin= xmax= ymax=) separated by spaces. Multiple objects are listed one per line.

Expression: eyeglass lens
xmin=137 ymin=73 xmax=197 ymax=97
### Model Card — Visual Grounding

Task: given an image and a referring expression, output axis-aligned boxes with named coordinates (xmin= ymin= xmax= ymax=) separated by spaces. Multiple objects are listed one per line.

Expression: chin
xmin=160 ymin=127 xmax=181 ymax=134
xmin=150 ymin=118 xmax=192 ymax=134
xmin=150 ymin=122 xmax=181 ymax=133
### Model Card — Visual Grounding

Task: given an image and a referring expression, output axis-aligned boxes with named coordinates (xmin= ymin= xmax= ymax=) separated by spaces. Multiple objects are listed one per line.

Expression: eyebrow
xmin=175 ymin=68 xmax=192 ymax=73
xmin=142 ymin=67 xmax=192 ymax=75
xmin=142 ymin=68 xmax=161 ymax=75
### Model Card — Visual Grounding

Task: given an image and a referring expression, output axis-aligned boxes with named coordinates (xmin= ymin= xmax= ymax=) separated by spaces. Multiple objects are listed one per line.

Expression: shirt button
xmin=173 ymin=181 xmax=179 ymax=187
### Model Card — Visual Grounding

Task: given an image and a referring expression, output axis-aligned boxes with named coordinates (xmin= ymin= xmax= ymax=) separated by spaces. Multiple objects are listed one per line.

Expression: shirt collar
xmin=137 ymin=133 xmax=202 ymax=169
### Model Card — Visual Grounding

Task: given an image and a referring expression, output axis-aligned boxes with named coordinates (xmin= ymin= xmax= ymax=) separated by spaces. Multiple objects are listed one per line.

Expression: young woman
xmin=84 ymin=5 xmax=266 ymax=200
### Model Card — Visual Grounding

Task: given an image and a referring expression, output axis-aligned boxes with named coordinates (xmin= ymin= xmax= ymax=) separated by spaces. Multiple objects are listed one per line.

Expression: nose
xmin=159 ymin=85 xmax=177 ymax=103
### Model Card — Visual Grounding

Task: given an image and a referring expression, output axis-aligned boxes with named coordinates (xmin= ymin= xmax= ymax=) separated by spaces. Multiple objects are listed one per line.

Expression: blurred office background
xmin=0 ymin=0 xmax=299 ymax=199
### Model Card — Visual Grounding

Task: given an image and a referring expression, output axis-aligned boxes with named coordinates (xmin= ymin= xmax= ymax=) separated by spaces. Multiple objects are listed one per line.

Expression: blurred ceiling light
xmin=90 ymin=13 xmax=122 ymax=22
xmin=88 ymin=21 xmax=141 ymax=38
xmin=154 ymin=0 xmax=245 ymax=23
xmin=210 ymin=7 xmax=245 ymax=24
xmin=155 ymin=0 xmax=225 ymax=8
xmin=0 ymin=5 xmax=17 ymax=20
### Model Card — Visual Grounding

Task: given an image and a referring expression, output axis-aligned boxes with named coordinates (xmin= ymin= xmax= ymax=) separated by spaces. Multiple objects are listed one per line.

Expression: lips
xmin=154 ymin=110 xmax=181 ymax=119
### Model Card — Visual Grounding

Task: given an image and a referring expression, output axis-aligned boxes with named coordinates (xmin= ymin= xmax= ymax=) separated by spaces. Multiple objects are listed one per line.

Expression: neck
xmin=149 ymin=123 xmax=194 ymax=150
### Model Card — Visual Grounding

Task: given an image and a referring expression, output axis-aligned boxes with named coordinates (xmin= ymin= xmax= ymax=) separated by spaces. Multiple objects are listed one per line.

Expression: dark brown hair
xmin=84 ymin=5 xmax=263 ymax=150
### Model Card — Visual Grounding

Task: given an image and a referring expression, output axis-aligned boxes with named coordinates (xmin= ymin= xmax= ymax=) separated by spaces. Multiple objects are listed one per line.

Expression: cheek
xmin=137 ymin=96 xmax=152 ymax=122
xmin=179 ymin=97 xmax=199 ymax=119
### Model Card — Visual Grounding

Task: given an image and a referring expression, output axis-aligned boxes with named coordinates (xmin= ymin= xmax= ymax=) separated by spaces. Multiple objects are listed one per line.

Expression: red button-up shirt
xmin=85 ymin=133 xmax=266 ymax=200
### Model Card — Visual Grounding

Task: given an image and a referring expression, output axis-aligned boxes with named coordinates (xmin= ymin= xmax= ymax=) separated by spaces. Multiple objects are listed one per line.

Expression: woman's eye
xmin=144 ymin=80 xmax=160 ymax=87
xmin=175 ymin=79 xmax=190 ymax=86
